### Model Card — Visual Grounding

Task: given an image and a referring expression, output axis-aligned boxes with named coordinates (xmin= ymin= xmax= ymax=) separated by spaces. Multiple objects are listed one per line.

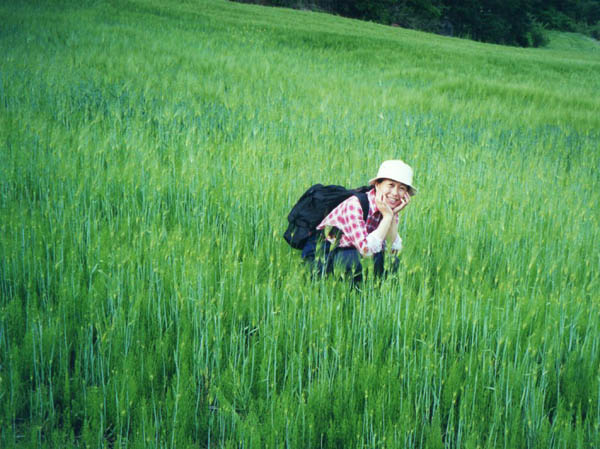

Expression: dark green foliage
xmin=529 ymin=19 xmax=549 ymax=47
xmin=444 ymin=0 xmax=534 ymax=46
xmin=234 ymin=0 xmax=600 ymax=46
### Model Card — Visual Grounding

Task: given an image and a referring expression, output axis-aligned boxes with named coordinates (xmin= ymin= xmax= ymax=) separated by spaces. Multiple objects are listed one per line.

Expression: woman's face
xmin=375 ymin=179 xmax=409 ymax=209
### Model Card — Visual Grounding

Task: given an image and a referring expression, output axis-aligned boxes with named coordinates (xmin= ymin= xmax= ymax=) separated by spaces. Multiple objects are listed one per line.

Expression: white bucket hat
xmin=369 ymin=159 xmax=417 ymax=195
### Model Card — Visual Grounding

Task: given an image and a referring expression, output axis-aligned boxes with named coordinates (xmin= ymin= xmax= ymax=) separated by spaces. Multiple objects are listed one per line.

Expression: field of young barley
xmin=1 ymin=0 xmax=599 ymax=447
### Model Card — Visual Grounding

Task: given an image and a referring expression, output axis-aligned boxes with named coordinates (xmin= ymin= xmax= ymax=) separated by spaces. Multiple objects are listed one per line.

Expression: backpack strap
xmin=355 ymin=191 xmax=370 ymax=223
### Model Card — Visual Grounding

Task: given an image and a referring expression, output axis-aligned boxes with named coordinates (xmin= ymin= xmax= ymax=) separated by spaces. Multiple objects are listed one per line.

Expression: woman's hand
xmin=375 ymin=190 xmax=394 ymax=218
xmin=392 ymin=191 xmax=411 ymax=215
xmin=377 ymin=190 xmax=410 ymax=218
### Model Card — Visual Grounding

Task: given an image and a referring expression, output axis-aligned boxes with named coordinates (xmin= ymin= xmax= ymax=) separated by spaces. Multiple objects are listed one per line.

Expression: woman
xmin=301 ymin=159 xmax=416 ymax=283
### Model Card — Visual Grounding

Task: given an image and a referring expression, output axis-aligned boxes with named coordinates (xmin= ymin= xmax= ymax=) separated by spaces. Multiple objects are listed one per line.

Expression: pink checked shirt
xmin=316 ymin=188 xmax=402 ymax=257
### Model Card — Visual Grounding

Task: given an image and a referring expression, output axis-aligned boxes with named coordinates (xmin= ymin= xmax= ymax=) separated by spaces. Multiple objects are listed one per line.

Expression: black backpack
xmin=283 ymin=184 xmax=373 ymax=249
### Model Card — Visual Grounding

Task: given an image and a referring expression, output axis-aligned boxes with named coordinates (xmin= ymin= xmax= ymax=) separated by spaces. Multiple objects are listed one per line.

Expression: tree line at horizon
xmin=233 ymin=0 xmax=600 ymax=46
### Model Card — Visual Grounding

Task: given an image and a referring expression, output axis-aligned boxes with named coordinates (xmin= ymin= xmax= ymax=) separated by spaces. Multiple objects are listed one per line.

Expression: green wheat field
xmin=1 ymin=0 xmax=599 ymax=447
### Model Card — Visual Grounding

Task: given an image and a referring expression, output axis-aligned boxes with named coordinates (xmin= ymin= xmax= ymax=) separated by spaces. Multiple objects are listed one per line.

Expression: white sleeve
xmin=391 ymin=235 xmax=403 ymax=252
xmin=366 ymin=233 xmax=384 ymax=254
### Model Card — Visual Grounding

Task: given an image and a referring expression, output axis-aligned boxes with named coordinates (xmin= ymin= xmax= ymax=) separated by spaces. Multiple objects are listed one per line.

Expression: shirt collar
xmin=367 ymin=188 xmax=380 ymax=215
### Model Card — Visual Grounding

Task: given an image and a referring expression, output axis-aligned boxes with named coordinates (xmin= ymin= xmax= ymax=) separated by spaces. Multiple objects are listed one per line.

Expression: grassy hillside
xmin=1 ymin=0 xmax=599 ymax=447
xmin=545 ymin=30 xmax=600 ymax=53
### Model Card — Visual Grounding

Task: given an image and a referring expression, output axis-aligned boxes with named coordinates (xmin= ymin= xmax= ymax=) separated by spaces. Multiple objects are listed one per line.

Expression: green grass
xmin=544 ymin=31 xmax=600 ymax=54
xmin=1 ymin=0 xmax=599 ymax=447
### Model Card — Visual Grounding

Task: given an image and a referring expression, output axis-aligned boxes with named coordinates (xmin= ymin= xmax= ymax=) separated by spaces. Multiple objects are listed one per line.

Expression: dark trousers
xmin=301 ymin=233 xmax=398 ymax=284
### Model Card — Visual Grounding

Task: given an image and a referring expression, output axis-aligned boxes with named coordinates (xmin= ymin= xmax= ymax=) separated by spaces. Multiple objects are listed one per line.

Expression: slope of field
xmin=545 ymin=30 xmax=600 ymax=53
xmin=1 ymin=0 xmax=599 ymax=447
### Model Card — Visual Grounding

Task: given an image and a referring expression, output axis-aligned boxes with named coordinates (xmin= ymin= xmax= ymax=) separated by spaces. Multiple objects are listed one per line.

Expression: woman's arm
xmin=360 ymin=190 xmax=397 ymax=257
xmin=378 ymin=191 xmax=411 ymax=254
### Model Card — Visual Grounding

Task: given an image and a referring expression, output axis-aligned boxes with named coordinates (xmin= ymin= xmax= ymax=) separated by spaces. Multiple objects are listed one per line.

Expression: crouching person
xmin=302 ymin=160 xmax=416 ymax=284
